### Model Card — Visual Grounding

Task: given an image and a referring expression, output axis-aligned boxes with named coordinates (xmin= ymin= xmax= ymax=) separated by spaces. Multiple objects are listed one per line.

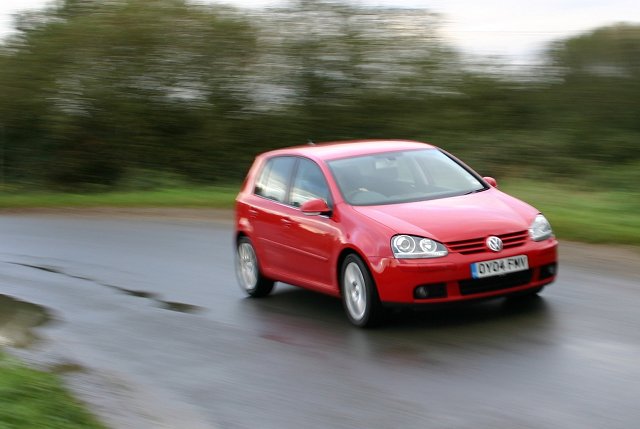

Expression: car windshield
xmin=328 ymin=149 xmax=486 ymax=206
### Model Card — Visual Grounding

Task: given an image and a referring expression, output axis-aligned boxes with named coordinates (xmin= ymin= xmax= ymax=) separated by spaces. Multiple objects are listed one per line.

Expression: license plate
xmin=471 ymin=255 xmax=528 ymax=279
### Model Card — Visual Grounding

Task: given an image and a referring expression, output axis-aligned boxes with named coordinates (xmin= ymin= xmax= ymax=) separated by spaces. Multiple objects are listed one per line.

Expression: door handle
xmin=281 ymin=218 xmax=293 ymax=227
xmin=248 ymin=208 xmax=259 ymax=218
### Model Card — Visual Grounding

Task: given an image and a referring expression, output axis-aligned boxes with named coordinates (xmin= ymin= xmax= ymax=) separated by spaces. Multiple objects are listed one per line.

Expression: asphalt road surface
xmin=1 ymin=211 xmax=639 ymax=429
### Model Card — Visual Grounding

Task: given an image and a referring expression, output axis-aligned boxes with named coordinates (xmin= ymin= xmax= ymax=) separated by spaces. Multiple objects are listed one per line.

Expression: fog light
xmin=415 ymin=286 xmax=429 ymax=299
xmin=539 ymin=263 xmax=558 ymax=280
xmin=413 ymin=283 xmax=447 ymax=300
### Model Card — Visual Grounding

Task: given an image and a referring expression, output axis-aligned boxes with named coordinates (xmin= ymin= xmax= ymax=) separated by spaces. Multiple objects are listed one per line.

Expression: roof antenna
xmin=307 ymin=139 xmax=315 ymax=146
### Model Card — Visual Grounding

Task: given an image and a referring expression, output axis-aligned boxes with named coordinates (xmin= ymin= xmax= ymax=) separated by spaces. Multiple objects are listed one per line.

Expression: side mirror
xmin=483 ymin=177 xmax=498 ymax=188
xmin=300 ymin=198 xmax=331 ymax=215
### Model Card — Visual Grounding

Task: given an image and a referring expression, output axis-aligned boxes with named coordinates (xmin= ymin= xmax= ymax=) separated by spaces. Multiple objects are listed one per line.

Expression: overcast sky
xmin=1 ymin=0 xmax=638 ymax=61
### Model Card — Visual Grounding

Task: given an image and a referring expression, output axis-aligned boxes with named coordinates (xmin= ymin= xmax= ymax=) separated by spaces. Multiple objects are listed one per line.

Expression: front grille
xmin=459 ymin=269 xmax=533 ymax=295
xmin=446 ymin=230 xmax=529 ymax=255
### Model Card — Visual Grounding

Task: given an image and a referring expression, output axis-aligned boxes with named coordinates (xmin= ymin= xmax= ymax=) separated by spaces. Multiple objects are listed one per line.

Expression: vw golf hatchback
xmin=235 ymin=140 xmax=558 ymax=327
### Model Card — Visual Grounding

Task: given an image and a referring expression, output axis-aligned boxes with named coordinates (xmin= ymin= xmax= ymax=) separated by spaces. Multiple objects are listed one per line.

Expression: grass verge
xmin=0 ymin=185 xmax=239 ymax=209
xmin=502 ymin=180 xmax=640 ymax=246
xmin=0 ymin=181 xmax=638 ymax=246
xmin=0 ymin=351 xmax=105 ymax=429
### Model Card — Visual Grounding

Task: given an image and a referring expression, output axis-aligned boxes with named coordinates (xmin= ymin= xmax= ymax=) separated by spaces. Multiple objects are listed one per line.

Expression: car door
xmin=250 ymin=156 xmax=297 ymax=276
xmin=281 ymin=157 xmax=338 ymax=291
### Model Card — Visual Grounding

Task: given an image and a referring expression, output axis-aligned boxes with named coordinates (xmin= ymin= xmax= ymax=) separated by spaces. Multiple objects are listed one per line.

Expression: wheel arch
xmin=235 ymin=230 xmax=248 ymax=244
xmin=336 ymin=246 xmax=373 ymax=296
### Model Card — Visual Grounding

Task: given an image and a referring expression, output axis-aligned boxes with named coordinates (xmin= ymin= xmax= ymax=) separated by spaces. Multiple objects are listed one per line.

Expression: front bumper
xmin=368 ymin=238 xmax=558 ymax=304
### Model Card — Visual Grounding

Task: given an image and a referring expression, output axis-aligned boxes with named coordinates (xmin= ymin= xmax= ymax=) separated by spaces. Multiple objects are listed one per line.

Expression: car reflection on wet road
xmin=0 ymin=213 xmax=639 ymax=429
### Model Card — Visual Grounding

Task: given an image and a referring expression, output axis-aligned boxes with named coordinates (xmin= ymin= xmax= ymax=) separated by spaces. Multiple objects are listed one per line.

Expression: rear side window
xmin=254 ymin=156 xmax=296 ymax=203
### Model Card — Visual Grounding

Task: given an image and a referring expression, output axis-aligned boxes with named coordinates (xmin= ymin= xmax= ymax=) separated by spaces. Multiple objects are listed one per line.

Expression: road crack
xmin=4 ymin=261 xmax=204 ymax=314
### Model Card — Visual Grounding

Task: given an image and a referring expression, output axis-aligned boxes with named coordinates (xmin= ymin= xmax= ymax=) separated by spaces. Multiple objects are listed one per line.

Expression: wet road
xmin=1 ymin=212 xmax=639 ymax=429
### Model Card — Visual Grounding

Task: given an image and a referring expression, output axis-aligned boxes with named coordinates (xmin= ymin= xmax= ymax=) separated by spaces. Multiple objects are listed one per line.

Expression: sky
xmin=1 ymin=0 xmax=638 ymax=62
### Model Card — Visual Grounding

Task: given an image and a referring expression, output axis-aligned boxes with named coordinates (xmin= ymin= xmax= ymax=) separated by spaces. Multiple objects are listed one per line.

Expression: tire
xmin=340 ymin=254 xmax=384 ymax=328
xmin=235 ymin=237 xmax=274 ymax=297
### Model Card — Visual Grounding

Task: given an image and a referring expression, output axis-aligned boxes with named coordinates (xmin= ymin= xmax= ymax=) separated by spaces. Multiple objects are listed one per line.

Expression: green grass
xmin=0 ymin=352 xmax=106 ymax=429
xmin=0 ymin=181 xmax=638 ymax=246
xmin=501 ymin=180 xmax=640 ymax=246
xmin=0 ymin=185 xmax=239 ymax=209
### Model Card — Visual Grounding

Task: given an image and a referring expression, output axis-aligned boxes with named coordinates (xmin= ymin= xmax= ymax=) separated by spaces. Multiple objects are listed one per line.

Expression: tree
xmin=543 ymin=24 xmax=640 ymax=163
xmin=0 ymin=0 xmax=258 ymax=187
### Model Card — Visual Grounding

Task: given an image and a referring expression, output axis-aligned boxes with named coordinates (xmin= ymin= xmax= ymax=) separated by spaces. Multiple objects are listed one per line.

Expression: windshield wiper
xmin=463 ymin=188 xmax=486 ymax=195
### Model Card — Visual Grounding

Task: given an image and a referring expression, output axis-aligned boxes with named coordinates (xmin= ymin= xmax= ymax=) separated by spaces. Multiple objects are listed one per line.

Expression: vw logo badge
xmin=486 ymin=236 xmax=503 ymax=252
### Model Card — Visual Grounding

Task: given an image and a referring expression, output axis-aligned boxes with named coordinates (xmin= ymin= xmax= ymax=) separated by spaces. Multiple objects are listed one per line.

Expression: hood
xmin=352 ymin=189 xmax=537 ymax=242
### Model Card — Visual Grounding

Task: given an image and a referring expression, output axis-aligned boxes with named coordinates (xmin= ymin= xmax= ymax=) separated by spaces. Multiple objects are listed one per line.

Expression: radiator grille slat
xmin=446 ymin=230 xmax=529 ymax=255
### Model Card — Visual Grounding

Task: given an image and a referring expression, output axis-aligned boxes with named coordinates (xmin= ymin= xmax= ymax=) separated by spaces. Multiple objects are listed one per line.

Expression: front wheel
xmin=340 ymin=254 xmax=384 ymax=328
xmin=235 ymin=237 xmax=274 ymax=297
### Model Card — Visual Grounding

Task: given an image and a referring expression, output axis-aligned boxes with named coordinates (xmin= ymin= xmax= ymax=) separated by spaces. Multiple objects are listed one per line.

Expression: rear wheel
xmin=236 ymin=237 xmax=274 ymax=297
xmin=340 ymin=254 xmax=383 ymax=328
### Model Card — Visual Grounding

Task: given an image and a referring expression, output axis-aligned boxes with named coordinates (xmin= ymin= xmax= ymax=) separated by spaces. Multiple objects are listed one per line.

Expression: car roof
xmin=260 ymin=140 xmax=437 ymax=162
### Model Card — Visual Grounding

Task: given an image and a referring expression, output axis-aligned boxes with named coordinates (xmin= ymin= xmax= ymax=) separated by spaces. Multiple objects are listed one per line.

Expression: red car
xmin=235 ymin=140 xmax=557 ymax=327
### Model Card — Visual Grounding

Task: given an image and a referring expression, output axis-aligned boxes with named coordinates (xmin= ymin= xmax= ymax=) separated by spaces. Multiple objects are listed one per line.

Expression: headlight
xmin=529 ymin=214 xmax=553 ymax=241
xmin=391 ymin=235 xmax=448 ymax=259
